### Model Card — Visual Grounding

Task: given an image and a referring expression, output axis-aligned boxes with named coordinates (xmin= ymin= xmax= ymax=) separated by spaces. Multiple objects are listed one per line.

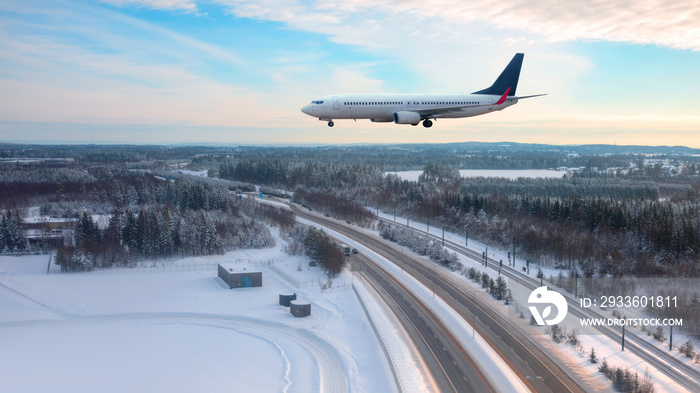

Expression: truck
xmin=341 ymin=244 xmax=351 ymax=256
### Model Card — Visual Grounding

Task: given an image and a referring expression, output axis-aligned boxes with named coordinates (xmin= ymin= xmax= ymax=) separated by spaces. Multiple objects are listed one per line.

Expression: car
xmin=352 ymin=248 xmax=358 ymax=254
xmin=309 ymin=261 xmax=317 ymax=267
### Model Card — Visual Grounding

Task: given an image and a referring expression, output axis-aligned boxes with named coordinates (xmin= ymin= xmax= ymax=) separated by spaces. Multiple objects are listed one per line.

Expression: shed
xmin=218 ymin=263 xmax=262 ymax=289
xmin=290 ymin=300 xmax=311 ymax=318
xmin=279 ymin=293 xmax=297 ymax=307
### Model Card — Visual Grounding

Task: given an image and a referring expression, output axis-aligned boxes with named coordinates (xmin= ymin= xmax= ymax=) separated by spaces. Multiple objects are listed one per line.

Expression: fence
xmin=269 ymin=263 xmax=316 ymax=288
xmin=267 ymin=261 xmax=352 ymax=292
xmin=0 ymin=251 xmax=50 ymax=257
xmin=53 ymin=254 xmax=352 ymax=293
xmin=62 ymin=261 xmax=221 ymax=275
xmin=319 ymin=279 xmax=353 ymax=292
xmin=57 ymin=257 xmax=282 ymax=275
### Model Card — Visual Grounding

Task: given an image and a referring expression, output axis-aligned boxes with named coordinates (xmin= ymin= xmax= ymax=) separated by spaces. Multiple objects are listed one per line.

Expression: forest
xmin=213 ymin=144 xmax=700 ymax=278
xmin=0 ymin=156 xmax=281 ymax=271
xmin=3 ymin=142 xmax=700 ymax=278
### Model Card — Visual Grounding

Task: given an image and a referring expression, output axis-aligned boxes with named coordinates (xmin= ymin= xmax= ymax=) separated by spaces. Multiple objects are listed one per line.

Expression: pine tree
xmin=679 ymin=339 xmax=695 ymax=358
xmin=481 ymin=272 xmax=490 ymax=289
xmin=589 ymin=346 xmax=598 ymax=363
xmin=613 ymin=367 xmax=624 ymax=391
xmin=551 ymin=324 xmax=562 ymax=343
xmin=495 ymin=275 xmax=508 ymax=300
xmin=0 ymin=213 xmax=6 ymax=251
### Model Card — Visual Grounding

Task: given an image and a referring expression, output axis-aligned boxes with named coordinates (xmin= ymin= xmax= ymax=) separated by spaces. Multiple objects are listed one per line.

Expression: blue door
xmin=241 ymin=276 xmax=252 ymax=288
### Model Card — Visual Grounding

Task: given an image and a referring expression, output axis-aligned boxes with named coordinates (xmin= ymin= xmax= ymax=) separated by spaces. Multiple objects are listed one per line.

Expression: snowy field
xmin=0 ymin=238 xmax=399 ymax=393
xmin=385 ymin=169 xmax=567 ymax=181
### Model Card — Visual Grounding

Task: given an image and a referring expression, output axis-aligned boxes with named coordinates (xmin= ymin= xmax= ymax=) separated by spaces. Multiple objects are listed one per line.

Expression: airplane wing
xmin=413 ymin=89 xmax=546 ymax=117
xmin=507 ymin=94 xmax=548 ymax=100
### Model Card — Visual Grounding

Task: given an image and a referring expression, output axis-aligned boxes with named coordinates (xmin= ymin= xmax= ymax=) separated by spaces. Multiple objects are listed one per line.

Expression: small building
xmin=218 ymin=263 xmax=262 ymax=289
xmin=279 ymin=293 xmax=297 ymax=307
xmin=290 ymin=300 xmax=311 ymax=318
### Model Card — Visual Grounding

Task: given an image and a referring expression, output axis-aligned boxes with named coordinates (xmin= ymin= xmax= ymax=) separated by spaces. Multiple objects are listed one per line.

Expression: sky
xmin=0 ymin=0 xmax=698 ymax=146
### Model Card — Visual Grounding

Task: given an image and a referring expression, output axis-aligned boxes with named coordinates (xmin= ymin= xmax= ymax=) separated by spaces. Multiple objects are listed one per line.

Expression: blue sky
xmin=0 ymin=0 xmax=698 ymax=146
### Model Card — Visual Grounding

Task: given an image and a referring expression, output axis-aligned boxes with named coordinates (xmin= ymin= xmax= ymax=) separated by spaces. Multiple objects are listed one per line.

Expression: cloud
xmin=0 ymin=1 xmax=302 ymax=129
xmin=215 ymin=0 xmax=700 ymax=51
xmin=1 ymin=0 xmax=698 ymax=146
xmin=97 ymin=0 xmax=198 ymax=12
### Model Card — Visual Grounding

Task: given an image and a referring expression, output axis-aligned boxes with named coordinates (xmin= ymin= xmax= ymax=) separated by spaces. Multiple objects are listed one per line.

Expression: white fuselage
xmin=301 ymin=93 xmax=518 ymax=123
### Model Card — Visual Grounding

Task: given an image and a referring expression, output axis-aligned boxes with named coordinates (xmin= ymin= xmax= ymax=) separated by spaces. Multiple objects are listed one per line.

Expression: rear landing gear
xmin=423 ymin=119 xmax=433 ymax=128
xmin=328 ymin=121 xmax=334 ymax=127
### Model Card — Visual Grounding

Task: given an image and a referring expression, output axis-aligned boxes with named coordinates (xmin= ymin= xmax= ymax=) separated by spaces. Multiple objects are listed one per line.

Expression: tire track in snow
xmin=0 ymin=311 xmax=349 ymax=393
xmin=0 ymin=280 xmax=70 ymax=319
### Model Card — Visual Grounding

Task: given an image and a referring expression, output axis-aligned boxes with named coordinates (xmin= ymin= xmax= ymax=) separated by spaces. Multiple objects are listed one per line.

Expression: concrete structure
xmin=290 ymin=300 xmax=311 ymax=317
xmin=217 ymin=263 xmax=262 ymax=289
xmin=279 ymin=293 xmax=297 ymax=307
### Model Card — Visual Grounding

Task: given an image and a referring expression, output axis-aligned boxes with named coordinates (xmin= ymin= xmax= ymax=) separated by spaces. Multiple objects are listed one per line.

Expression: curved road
xmin=290 ymin=204 xmax=588 ymax=393
xmin=357 ymin=252 xmax=495 ymax=393
xmin=382 ymin=216 xmax=700 ymax=392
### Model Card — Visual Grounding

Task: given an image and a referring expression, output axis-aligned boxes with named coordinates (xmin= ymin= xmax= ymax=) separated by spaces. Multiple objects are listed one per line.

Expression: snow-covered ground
xmin=176 ymin=169 xmax=209 ymax=177
xmin=385 ymin=169 xmax=567 ymax=181
xmin=0 ymin=234 xmax=404 ymax=392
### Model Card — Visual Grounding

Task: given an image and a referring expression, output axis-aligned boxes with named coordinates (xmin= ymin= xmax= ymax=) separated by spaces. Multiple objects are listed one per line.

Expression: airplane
xmin=301 ymin=53 xmax=545 ymax=128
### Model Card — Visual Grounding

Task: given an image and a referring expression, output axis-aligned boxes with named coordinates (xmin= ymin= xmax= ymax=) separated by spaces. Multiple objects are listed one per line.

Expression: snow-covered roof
xmin=217 ymin=262 xmax=260 ymax=274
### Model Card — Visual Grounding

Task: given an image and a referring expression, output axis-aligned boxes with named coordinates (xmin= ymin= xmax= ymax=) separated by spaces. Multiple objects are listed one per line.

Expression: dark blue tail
xmin=472 ymin=53 xmax=523 ymax=96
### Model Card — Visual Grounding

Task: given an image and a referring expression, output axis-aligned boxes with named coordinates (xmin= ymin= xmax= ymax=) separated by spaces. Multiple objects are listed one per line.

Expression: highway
xmin=356 ymin=252 xmax=495 ymax=393
xmin=380 ymin=216 xmax=700 ymax=392
xmin=289 ymin=203 xmax=589 ymax=393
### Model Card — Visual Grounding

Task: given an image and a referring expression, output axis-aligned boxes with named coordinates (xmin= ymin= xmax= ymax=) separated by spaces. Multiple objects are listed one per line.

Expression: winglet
xmin=495 ymin=87 xmax=511 ymax=105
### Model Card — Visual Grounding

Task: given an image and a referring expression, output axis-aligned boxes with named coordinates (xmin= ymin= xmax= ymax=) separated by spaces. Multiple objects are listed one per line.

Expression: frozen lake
xmin=385 ymin=169 xmax=567 ymax=181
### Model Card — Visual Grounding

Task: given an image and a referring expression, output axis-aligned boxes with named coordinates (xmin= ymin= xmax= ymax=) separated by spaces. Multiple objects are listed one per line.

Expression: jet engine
xmin=393 ymin=111 xmax=421 ymax=125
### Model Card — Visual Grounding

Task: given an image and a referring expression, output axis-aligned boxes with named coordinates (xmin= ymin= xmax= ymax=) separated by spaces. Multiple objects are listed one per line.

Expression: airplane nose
xmin=301 ymin=105 xmax=312 ymax=115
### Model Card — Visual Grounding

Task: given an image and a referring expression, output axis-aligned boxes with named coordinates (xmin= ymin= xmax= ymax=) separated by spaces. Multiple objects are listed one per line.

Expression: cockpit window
xmin=311 ymin=100 xmax=324 ymax=104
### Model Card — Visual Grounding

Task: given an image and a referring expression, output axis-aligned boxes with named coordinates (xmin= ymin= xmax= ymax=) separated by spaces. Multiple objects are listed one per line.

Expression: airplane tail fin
xmin=472 ymin=53 xmax=523 ymax=96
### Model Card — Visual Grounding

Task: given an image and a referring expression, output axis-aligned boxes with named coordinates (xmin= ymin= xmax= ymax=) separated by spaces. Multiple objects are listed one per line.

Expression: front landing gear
xmin=328 ymin=120 xmax=334 ymax=127
xmin=423 ymin=119 xmax=433 ymax=128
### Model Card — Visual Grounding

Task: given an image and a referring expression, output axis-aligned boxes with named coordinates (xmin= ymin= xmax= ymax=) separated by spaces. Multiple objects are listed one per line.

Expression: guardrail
xmin=351 ymin=282 xmax=404 ymax=393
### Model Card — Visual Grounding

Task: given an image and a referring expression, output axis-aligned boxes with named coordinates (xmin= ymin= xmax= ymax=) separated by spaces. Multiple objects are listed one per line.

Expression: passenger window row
xmin=342 ymin=101 xmax=479 ymax=106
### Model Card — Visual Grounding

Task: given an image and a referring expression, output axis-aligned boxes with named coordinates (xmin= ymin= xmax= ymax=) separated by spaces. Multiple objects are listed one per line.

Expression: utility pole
xmin=432 ymin=259 xmax=436 ymax=299
xmin=465 ymin=227 xmax=468 ymax=247
xmin=670 ymin=326 xmax=673 ymax=351
xmin=427 ymin=218 xmax=429 ymax=233
xmin=575 ymin=270 xmax=578 ymax=298
xmin=622 ymin=325 xmax=625 ymax=351
xmin=442 ymin=228 xmax=445 ymax=246
xmin=407 ymin=217 xmax=409 ymax=227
